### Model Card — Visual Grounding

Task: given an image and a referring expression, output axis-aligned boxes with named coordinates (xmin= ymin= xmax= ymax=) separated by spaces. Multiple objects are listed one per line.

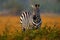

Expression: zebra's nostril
xmin=33 ymin=15 xmax=37 ymax=20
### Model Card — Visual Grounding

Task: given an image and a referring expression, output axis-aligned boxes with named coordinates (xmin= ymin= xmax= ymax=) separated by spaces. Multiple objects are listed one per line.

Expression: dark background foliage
xmin=0 ymin=0 xmax=60 ymax=15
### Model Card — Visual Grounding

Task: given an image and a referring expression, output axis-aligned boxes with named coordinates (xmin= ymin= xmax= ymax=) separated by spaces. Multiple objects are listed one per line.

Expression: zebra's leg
xmin=22 ymin=27 xmax=25 ymax=31
xmin=36 ymin=25 xmax=40 ymax=29
xmin=35 ymin=22 xmax=42 ymax=29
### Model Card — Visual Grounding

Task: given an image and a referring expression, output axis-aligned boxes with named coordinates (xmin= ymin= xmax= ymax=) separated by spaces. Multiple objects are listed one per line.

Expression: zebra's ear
xmin=31 ymin=5 xmax=35 ymax=8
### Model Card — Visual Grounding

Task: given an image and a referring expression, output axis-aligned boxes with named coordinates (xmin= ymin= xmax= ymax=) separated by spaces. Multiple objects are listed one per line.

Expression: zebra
xmin=20 ymin=4 xmax=42 ymax=31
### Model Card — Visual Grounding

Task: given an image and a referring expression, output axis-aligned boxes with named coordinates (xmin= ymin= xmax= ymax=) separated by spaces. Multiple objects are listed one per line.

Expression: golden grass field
xmin=0 ymin=13 xmax=60 ymax=35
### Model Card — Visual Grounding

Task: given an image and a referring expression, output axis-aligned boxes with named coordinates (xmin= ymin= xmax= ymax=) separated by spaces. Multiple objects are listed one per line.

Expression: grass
xmin=0 ymin=24 xmax=60 ymax=40
xmin=0 ymin=15 xmax=60 ymax=40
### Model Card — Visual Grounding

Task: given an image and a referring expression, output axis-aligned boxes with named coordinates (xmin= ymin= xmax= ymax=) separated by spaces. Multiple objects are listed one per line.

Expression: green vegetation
xmin=0 ymin=24 xmax=60 ymax=40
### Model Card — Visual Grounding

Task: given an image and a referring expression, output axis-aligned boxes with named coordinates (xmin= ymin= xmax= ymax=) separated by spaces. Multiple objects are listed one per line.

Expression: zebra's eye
xmin=37 ymin=5 xmax=39 ymax=7
xmin=35 ymin=4 xmax=40 ymax=8
xmin=35 ymin=4 xmax=37 ymax=7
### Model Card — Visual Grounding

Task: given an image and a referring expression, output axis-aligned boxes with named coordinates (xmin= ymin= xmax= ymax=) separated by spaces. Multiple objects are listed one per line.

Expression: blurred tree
xmin=58 ymin=0 xmax=60 ymax=2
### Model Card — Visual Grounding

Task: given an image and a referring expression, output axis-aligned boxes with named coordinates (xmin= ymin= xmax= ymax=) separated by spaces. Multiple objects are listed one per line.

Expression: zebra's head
xmin=31 ymin=4 xmax=40 ymax=20
xmin=31 ymin=4 xmax=40 ymax=15
xmin=32 ymin=4 xmax=41 ymax=27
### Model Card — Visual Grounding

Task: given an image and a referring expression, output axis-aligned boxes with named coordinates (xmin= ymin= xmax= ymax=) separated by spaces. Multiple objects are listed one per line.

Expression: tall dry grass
xmin=0 ymin=24 xmax=60 ymax=40
xmin=0 ymin=14 xmax=60 ymax=40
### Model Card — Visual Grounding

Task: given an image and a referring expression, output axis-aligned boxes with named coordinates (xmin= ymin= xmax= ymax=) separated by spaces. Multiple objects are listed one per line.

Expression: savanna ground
xmin=0 ymin=13 xmax=60 ymax=40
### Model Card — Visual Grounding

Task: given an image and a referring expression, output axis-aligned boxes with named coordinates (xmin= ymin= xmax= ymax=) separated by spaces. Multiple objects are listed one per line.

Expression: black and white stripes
xmin=20 ymin=4 xmax=42 ymax=31
xmin=20 ymin=11 xmax=32 ymax=30
xmin=20 ymin=11 xmax=42 ymax=30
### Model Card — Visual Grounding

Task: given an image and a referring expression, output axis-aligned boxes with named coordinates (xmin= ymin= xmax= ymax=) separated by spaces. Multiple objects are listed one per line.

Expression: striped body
xmin=20 ymin=4 xmax=42 ymax=31
xmin=20 ymin=11 xmax=33 ymax=30
xmin=20 ymin=11 xmax=42 ymax=31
